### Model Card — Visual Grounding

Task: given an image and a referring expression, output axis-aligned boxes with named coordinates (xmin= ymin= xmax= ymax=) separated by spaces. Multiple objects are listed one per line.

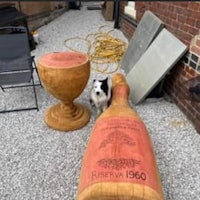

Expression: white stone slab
xmin=121 ymin=10 xmax=164 ymax=74
xmin=126 ymin=28 xmax=188 ymax=104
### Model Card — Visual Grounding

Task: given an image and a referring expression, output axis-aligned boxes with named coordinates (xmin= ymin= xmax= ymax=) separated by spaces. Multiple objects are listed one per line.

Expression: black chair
xmin=0 ymin=26 xmax=41 ymax=113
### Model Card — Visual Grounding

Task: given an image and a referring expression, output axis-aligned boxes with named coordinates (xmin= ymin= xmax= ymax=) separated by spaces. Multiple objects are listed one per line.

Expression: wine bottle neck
xmin=111 ymin=85 xmax=130 ymax=105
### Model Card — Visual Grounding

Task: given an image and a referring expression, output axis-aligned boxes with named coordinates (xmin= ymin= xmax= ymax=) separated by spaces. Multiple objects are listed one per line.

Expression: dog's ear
xmin=101 ymin=80 xmax=109 ymax=96
xmin=99 ymin=77 xmax=108 ymax=84
xmin=104 ymin=77 xmax=108 ymax=82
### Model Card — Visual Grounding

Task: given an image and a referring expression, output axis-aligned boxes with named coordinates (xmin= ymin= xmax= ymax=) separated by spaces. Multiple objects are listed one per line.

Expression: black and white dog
xmin=90 ymin=77 xmax=112 ymax=115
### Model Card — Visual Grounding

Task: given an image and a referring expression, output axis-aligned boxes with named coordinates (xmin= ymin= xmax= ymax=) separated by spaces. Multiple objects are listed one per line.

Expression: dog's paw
xmin=97 ymin=109 xmax=102 ymax=116
xmin=102 ymin=105 xmax=108 ymax=112
xmin=89 ymin=98 xmax=93 ymax=105
xmin=89 ymin=98 xmax=95 ymax=107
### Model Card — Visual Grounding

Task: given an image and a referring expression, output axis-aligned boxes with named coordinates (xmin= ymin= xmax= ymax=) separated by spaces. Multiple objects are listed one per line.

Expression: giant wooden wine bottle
xmin=77 ymin=73 xmax=164 ymax=200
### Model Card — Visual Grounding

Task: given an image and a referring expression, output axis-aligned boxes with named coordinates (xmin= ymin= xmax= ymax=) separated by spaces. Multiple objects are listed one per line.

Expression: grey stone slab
xmin=126 ymin=28 xmax=188 ymax=104
xmin=121 ymin=10 xmax=164 ymax=74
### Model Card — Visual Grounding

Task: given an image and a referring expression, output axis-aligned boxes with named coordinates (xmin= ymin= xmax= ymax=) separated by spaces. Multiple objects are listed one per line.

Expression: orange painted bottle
xmin=77 ymin=73 xmax=164 ymax=200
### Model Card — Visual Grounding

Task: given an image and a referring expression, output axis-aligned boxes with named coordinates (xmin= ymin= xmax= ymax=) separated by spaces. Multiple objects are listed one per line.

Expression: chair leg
xmin=0 ymin=86 xmax=5 ymax=92
xmin=33 ymin=58 xmax=42 ymax=86
xmin=0 ymin=107 xmax=37 ymax=113
xmin=31 ymin=74 xmax=39 ymax=111
xmin=0 ymin=78 xmax=39 ymax=113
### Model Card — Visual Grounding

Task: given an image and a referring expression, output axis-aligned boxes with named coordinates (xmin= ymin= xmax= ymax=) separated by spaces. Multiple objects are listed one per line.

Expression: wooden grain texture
xmin=38 ymin=52 xmax=90 ymax=131
xmin=77 ymin=73 xmax=164 ymax=200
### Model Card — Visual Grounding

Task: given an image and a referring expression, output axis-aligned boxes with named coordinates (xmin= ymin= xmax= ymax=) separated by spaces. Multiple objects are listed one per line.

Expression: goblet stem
xmin=60 ymin=101 xmax=77 ymax=115
xmin=44 ymin=101 xmax=90 ymax=131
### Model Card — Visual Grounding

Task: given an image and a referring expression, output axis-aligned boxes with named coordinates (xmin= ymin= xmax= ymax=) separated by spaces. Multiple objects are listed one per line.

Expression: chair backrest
xmin=0 ymin=26 xmax=31 ymax=59
xmin=0 ymin=26 xmax=33 ymax=85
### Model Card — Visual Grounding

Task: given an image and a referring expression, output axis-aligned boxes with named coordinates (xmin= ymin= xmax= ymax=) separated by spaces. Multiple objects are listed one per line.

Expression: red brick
xmin=196 ymin=39 xmax=200 ymax=47
xmin=179 ymin=32 xmax=193 ymax=43
xmin=190 ymin=45 xmax=200 ymax=56
xmin=181 ymin=71 xmax=188 ymax=80
xmin=170 ymin=12 xmax=177 ymax=20
xmin=185 ymin=72 xmax=191 ymax=79
xmin=188 ymin=2 xmax=200 ymax=11
xmin=193 ymin=117 xmax=200 ymax=132
xmin=183 ymin=40 xmax=190 ymax=47
xmin=189 ymin=68 xmax=197 ymax=76
xmin=176 ymin=2 xmax=189 ymax=8
xmin=188 ymin=26 xmax=199 ymax=35
xmin=171 ymin=20 xmax=179 ymax=28
xmin=185 ymin=65 xmax=191 ymax=73
xmin=184 ymin=66 xmax=197 ymax=77
xmin=174 ymin=6 xmax=184 ymax=14
xmin=177 ymin=100 xmax=188 ymax=114
xmin=186 ymin=72 xmax=193 ymax=79
xmin=177 ymin=88 xmax=185 ymax=99
xmin=179 ymin=24 xmax=190 ymax=32
xmin=168 ymin=5 xmax=174 ymax=11
xmin=182 ymin=68 xmax=187 ymax=76
xmin=194 ymin=124 xmax=200 ymax=134
xmin=191 ymin=11 xmax=200 ymax=19
xmin=184 ymin=65 xmax=190 ymax=72
xmin=186 ymin=18 xmax=196 ymax=27
xmin=196 ymin=20 xmax=200 ymax=29
xmin=186 ymin=108 xmax=197 ymax=122
xmin=164 ymin=17 xmax=172 ymax=26
xmin=150 ymin=3 xmax=158 ymax=10
xmin=177 ymin=15 xmax=187 ymax=23
xmin=196 ymin=111 xmax=200 ymax=121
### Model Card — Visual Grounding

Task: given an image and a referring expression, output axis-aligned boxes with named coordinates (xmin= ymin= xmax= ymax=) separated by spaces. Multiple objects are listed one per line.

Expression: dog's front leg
xmin=97 ymin=108 xmax=102 ymax=116
xmin=90 ymin=98 xmax=94 ymax=107
xmin=102 ymin=105 xmax=108 ymax=112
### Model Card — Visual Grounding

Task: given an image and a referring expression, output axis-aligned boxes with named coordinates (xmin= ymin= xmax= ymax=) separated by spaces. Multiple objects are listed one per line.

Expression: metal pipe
xmin=114 ymin=0 xmax=120 ymax=29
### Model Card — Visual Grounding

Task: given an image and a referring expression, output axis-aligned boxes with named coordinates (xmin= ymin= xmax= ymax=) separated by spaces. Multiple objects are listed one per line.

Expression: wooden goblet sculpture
xmin=38 ymin=52 xmax=90 ymax=131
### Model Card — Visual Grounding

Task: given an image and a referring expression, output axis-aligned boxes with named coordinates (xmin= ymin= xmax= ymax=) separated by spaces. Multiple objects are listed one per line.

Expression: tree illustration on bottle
xmin=97 ymin=129 xmax=140 ymax=170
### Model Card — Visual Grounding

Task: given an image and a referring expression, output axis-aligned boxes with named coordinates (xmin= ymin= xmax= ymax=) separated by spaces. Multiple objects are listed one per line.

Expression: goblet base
xmin=44 ymin=102 xmax=90 ymax=131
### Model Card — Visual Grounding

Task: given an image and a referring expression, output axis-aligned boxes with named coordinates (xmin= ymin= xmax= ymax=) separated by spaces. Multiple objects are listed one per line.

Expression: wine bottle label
xmin=79 ymin=116 xmax=161 ymax=193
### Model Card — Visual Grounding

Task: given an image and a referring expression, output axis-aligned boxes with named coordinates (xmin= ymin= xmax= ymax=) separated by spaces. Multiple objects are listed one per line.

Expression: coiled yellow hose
xmin=64 ymin=25 xmax=127 ymax=74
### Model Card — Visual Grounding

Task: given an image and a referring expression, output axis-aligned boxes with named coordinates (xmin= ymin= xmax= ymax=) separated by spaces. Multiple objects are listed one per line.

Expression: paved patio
xmin=0 ymin=3 xmax=200 ymax=200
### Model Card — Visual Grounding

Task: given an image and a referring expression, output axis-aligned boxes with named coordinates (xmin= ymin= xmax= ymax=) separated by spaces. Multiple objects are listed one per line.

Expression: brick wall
xmin=119 ymin=2 xmax=136 ymax=39
xmin=119 ymin=2 xmax=200 ymax=133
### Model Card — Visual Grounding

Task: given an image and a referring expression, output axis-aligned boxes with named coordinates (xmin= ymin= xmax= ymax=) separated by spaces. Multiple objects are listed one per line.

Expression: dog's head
xmin=92 ymin=77 xmax=111 ymax=97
